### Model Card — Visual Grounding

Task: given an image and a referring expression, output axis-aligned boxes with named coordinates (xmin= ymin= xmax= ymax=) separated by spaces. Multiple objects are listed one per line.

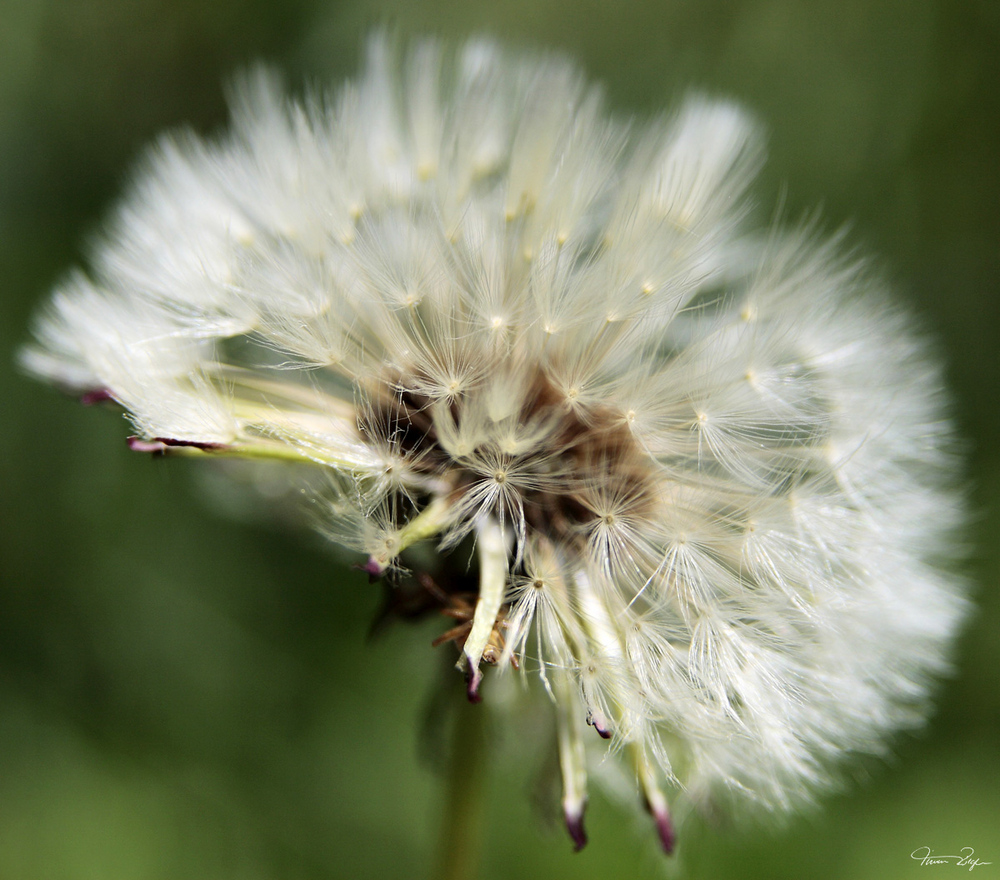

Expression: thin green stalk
xmin=435 ymin=697 xmax=487 ymax=880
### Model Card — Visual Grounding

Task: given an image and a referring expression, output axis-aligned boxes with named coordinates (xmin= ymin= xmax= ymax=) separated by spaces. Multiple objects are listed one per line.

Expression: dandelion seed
xmin=21 ymin=34 xmax=968 ymax=854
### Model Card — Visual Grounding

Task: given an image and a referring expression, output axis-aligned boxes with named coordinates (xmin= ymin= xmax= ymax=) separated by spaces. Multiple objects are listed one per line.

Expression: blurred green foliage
xmin=1 ymin=1 xmax=997 ymax=878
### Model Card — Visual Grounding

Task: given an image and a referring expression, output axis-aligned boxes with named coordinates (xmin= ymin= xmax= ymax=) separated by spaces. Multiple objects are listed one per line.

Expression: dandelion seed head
xmin=21 ymin=33 xmax=968 ymax=853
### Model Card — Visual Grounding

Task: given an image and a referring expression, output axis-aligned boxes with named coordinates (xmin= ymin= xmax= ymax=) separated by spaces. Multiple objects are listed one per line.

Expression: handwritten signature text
xmin=911 ymin=847 xmax=992 ymax=872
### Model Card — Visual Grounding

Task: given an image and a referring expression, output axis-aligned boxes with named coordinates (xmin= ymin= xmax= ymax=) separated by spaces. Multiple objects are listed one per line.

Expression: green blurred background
xmin=1 ymin=1 xmax=998 ymax=878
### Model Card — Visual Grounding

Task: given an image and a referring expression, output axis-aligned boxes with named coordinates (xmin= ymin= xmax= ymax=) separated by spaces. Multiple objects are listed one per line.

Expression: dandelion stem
xmin=435 ymin=696 xmax=487 ymax=880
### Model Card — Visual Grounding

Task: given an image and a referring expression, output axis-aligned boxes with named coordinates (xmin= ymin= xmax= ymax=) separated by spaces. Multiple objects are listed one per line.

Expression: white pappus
xmin=22 ymin=34 xmax=968 ymax=854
